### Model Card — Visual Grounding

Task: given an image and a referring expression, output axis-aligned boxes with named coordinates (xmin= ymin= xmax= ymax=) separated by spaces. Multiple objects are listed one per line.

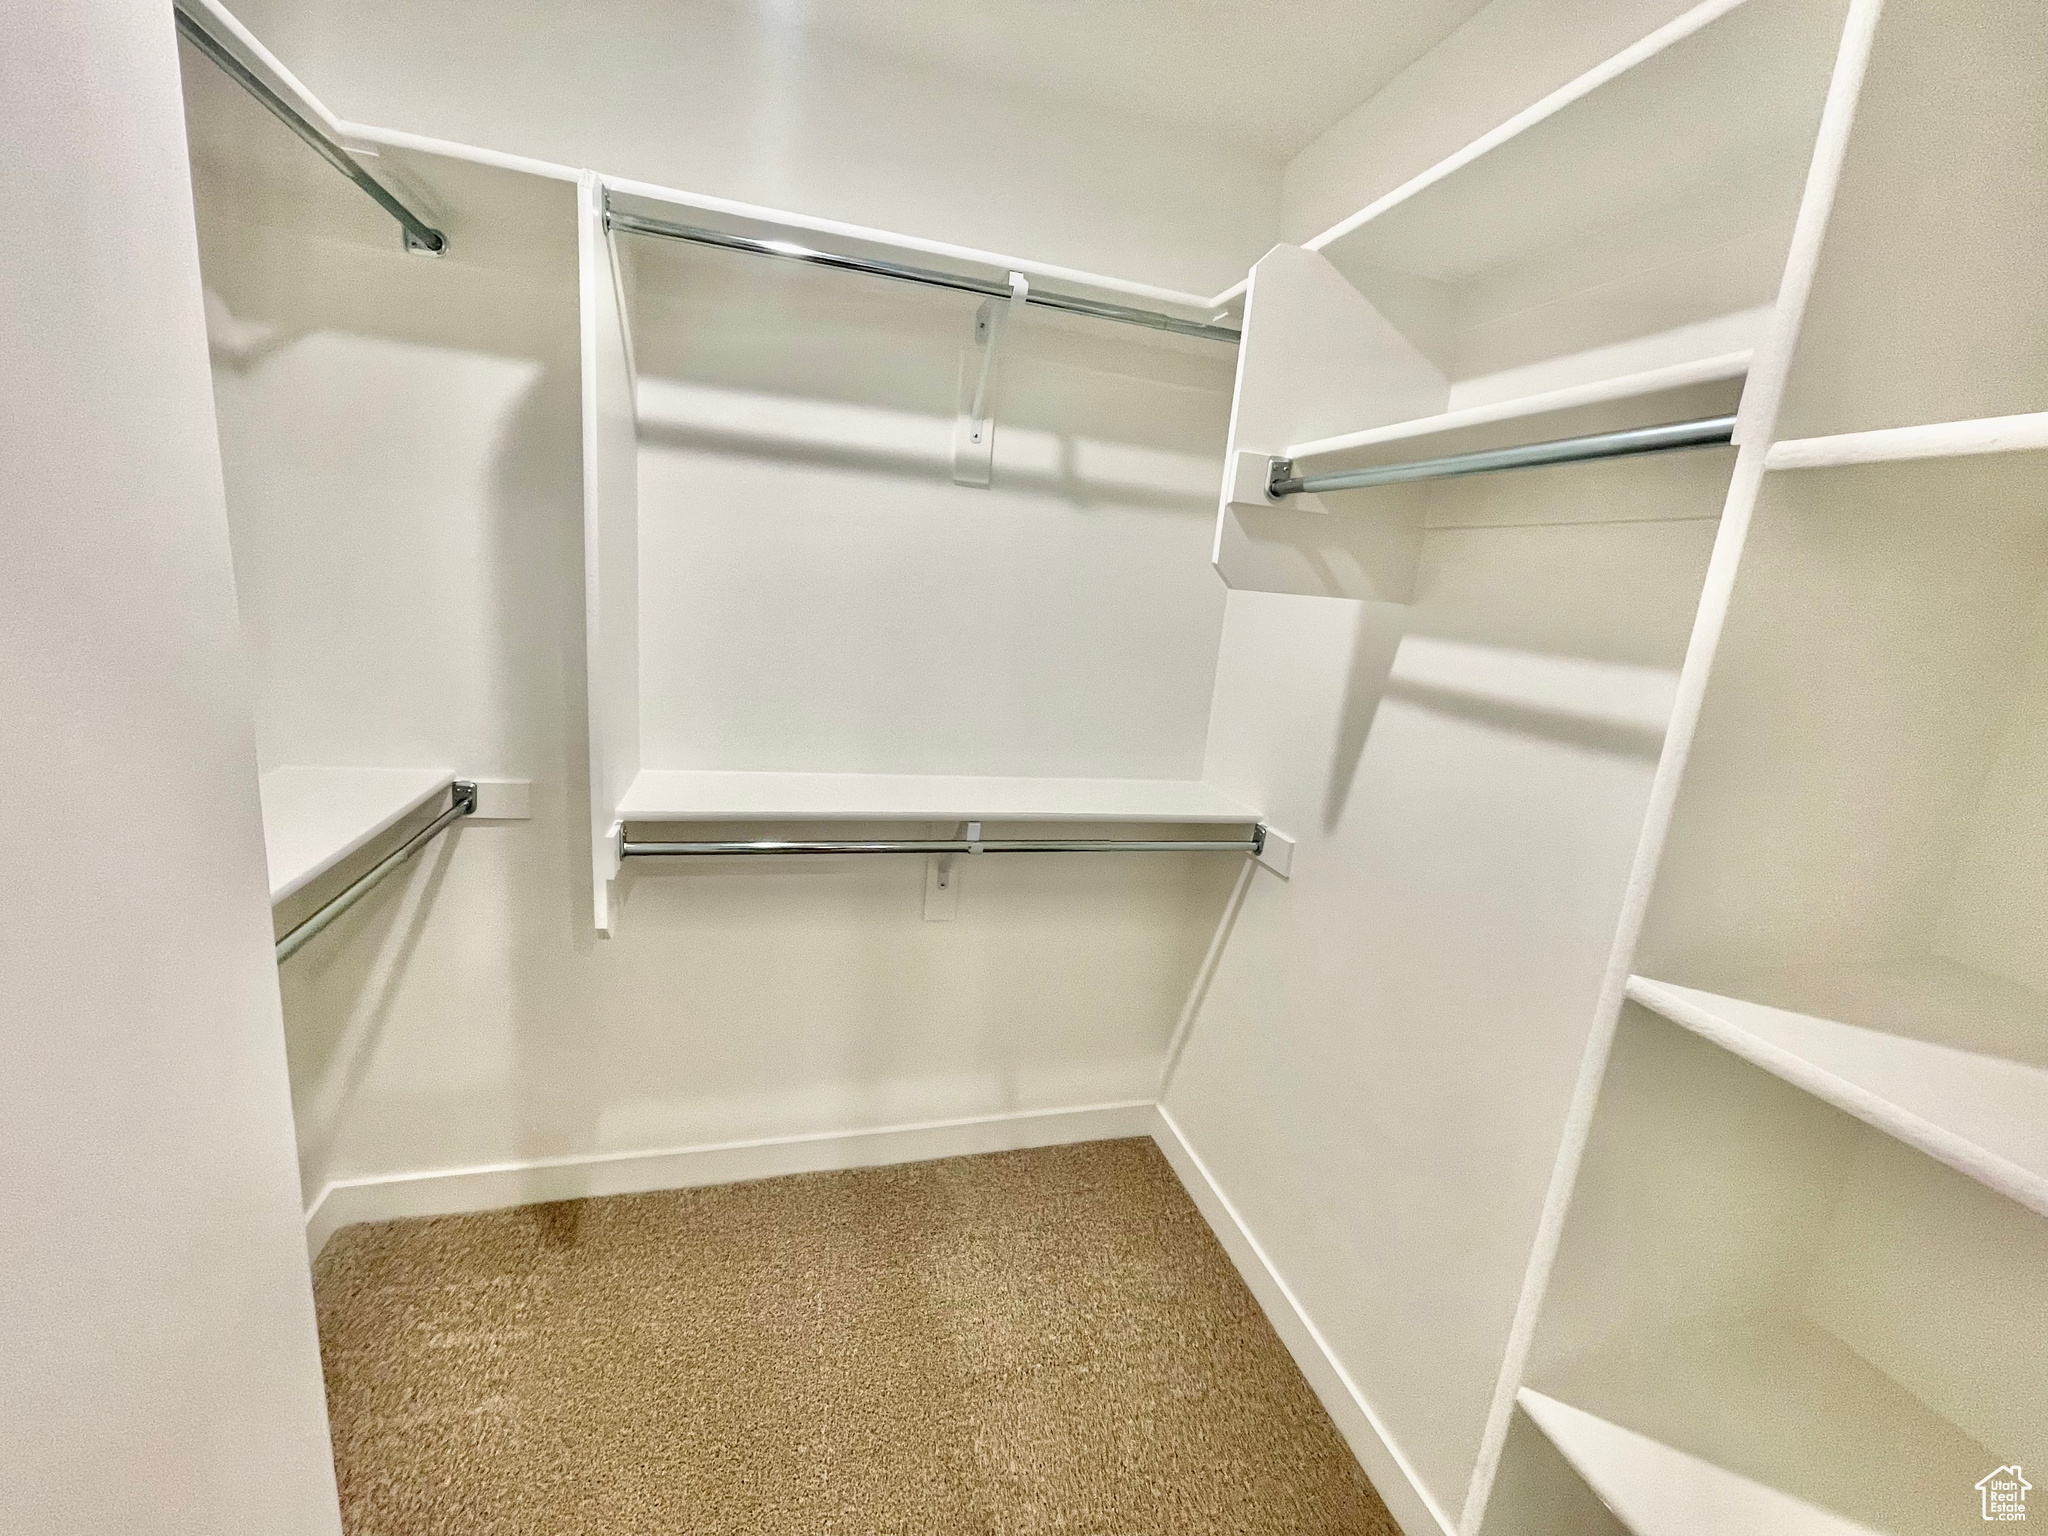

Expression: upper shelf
xmin=616 ymin=771 xmax=1259 ymax=825
xmin=259 ymin=765 xmax=454 ymax=902
xmin=1312 ymin=0 xmax=1842 ymax=289
xmin=1629 ymin=968 xmax=2048 ymax=1218
xmin=1285 ymin=0 xmax=1845 ymax=401
xmin=1284 ymin=351 xmax=1748 ymax=471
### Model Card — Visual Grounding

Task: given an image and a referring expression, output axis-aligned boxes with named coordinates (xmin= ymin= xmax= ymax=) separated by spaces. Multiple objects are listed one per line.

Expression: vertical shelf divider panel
xmin=580 ymin=172 xmax=640 ymax=934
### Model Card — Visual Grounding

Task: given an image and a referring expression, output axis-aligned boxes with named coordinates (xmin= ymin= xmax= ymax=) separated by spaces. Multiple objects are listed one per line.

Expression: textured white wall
xmin=0 ymin=3 xmax=340 ymax=1530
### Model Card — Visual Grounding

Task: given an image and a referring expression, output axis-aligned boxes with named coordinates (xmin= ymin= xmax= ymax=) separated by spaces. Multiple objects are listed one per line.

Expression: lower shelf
xmin=1628 ymin=962 xmax=2048 ymax=1217
xmin=1523 ymin=1313 xmax=1995 ymax=1535
xmin=259 ymin=765 xmax=455 ymax=902
xmin=616 ymin=769 xmax=1261 ymax=825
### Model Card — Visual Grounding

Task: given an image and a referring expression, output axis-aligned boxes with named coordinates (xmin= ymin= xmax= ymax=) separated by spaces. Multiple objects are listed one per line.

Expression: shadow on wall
xmin=280 ymin=830 xmax=462 ymax=1207
xmin=1324 ymin=604 xmax=1406 ymax=832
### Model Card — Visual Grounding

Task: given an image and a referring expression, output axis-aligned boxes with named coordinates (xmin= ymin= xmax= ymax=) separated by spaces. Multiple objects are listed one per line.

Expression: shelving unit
xmin=1210 ymin=0 xmax=1844 ymax=601
xmin=257 ymin=766 xmax=454 ymax=901
xmin=1472 ymin=0 xmax=2048 ymax=1526
xmin=1492 ymin=1007 xmax=2044 ymax=1536
xmin=584 ymin=175 xmax=1252 ymax=928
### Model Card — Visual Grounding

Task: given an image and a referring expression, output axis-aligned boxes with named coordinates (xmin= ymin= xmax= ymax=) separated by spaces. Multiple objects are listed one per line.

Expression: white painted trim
xmin=1454 ymin=1 xmax=1889 ymax=1529
xmin=304 ymin=1100 xmax=1153 ymax=1258
xmin=1285 ymin=351 xmax=1752 ymax=463
xmin=1765 ymin=410 xmax=2048 ymax=470
xmin=1303 ymin=0 xmax=1751 ymax=258
xmin=1149 ymin=1105 xmax=1458 ymax=1536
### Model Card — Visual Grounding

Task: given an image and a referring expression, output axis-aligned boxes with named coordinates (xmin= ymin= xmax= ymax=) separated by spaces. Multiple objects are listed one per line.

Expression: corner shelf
xmin=1627 ymin=969 xmax=2048 ymax=1218
xmin=258 ymin=765 xmax=455 ymax=901
xmin=1519 ymin=1312 xmax=1993 ymax=1535
xmin=615 ymin=770 xmax=1258 ymax=825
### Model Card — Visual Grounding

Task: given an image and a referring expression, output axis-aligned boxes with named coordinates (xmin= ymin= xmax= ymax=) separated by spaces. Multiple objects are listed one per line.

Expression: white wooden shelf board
xmin=1519 ymin=1390 xmax=1882 ymax=1536
xmin=616 ymin=770 xmax=1259 ymax=825
xmin=1284 ymin=351 xmax=1749 ymax=466
xmin=1628 ymin=972 xmax=2048 ymax=1218
xmin=1766 ymin=412 xmax=2048 ymax=471
xmin=259 ymin=765 xmax=455 ymax=902
xmin=1525 ymin=1313 xmax=1993 ymax=1535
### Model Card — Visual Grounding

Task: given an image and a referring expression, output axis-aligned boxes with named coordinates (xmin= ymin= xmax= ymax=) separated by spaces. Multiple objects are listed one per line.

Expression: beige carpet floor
xmin=313 ymin=1138 xmax=1399 ymax=1535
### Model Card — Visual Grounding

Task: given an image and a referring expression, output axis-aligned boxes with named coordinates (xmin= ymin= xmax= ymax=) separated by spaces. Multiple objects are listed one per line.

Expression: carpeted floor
xmin=313 ymin=1138 xmax=1398 ymax=1535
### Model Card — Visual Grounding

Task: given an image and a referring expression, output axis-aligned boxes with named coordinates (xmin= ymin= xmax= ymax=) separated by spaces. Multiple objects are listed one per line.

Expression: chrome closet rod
xmin=173 ymin=6 xmax=447 ymax=255
xmin=1268 ymin=414 xmax=1737 ymax=498
xmin=275 ymin=783 xmax=477 ymax=962
xmin=622 ymin=829 xmax=1266 ymax=858
xmin=603 ymin=201 xmax=1241 ymax=346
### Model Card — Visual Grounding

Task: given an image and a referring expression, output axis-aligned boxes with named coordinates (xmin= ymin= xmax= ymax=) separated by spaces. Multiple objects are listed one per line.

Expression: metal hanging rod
xmin=276 ymin=782 xmax=476 ymax=962
xmin=603 ymin=199 xmax=1240 ymax=346
xmin=174 ymin=6 xmax=447 ymax=255
xmin=622 ymin=826 xmax=1267 ymax=859
xmin=1268 ymin=414 xmax=1737 ymax=498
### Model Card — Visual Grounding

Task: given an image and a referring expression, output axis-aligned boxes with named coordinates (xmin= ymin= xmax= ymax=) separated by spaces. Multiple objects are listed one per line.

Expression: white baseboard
xmin=304 ymin=1099 xmax=1153 ymax=1259
xmin=1148 ymin=1104 xmax=1458 ymax=1536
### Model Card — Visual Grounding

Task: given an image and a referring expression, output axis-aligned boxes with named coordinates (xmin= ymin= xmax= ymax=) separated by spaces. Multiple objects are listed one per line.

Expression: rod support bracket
xmin=1266 ymin=457 xmax=1300 ymax=499
xmin=452 ymin=780 xmax=479 ymax=816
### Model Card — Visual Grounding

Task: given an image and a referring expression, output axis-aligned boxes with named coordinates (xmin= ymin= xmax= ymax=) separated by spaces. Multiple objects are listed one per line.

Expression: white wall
xmin=1169 ymin=452 xmax=1728 ymax=1527
xmin=0 ymin=3 xmax=341 ymax=1530
xmin=222 ymin=0 xmax=1282 ymax=296
xmin=626 ymin=244 xmax=1235 ymax=779
xmin=1279 ymin=0 xmax=1706 ymax=243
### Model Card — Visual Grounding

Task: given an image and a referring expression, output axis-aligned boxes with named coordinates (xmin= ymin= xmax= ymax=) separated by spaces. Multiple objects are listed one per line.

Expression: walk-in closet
xmin=6 ymin=0 xmax=2042 ymax=1530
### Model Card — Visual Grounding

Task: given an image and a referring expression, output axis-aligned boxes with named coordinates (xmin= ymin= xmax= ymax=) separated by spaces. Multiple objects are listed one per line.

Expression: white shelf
xmin=1524 ymin=1313 xmax=1994 ymax=1535
xmin=1519 ymin=1390 xmax=1878 ymax=1536
xmin=616 ymin=770 xmax=1259 ymax=825
xmin=1284 ymin=351 xmax=1749 ymax=467
xmin=1628 ymin=969 xmax=2048 ymax=1218
xmin=1766 ymin=412 xmax=2048 ymax=471
xmin=259 ymin=765 xmax=455 ymax=902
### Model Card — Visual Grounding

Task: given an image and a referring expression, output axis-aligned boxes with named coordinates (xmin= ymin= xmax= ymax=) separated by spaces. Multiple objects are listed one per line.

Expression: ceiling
xmin=701 ymin=0 xmax=1495 ymax=158
xmin=233 ymin=0 xmax=1495 ymax=162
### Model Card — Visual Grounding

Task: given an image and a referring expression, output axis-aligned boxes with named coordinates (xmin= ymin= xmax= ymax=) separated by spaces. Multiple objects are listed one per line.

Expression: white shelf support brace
xmin=954 ymin=273 xmax=1028 ymax=487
